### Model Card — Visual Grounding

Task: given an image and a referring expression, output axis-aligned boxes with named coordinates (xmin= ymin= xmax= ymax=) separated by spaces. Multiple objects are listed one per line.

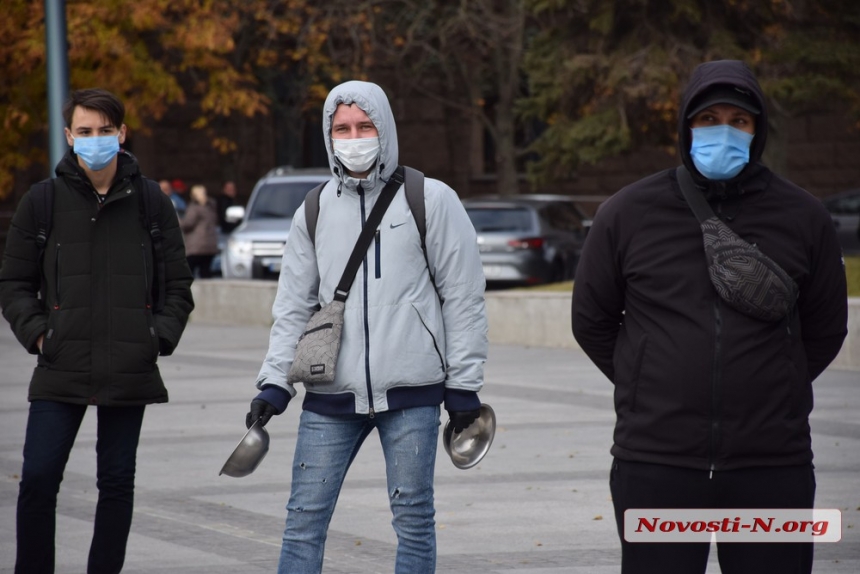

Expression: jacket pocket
xmin=375 ymin=230 xmax=381 ymax=279
xmin=147 ymin=315 xmax=160 ymax=360
xmin=411 ymin=303 xmax=445 ymax=371
xmin=41 ymin=317 xmax=58 ymax=363
xmin=628 ymin=334 xmax=649 ymax=413
xmin=141 ymin=243 xmax=152 ymax=308
xmin=140 ymin=244 xmax=159 ymax=360
xmin=53 ymin=243 xmax=62 ymax=309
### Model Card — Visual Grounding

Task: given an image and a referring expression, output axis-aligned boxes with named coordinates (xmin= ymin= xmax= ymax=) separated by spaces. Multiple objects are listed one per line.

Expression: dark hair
xmin=62 ymin=88 xmax=125 ymax=129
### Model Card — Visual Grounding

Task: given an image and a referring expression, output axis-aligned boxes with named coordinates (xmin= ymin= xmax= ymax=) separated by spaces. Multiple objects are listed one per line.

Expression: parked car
xmin=822 ymin=189 xmax=860 ymax=255
xmin=221 ymin=167 xmax=330 ymax=279
xmin=461 ymin=194 xmax=590 ymax=287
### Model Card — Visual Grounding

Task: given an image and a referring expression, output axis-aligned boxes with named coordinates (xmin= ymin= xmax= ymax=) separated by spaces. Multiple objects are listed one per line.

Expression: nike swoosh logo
xmin=390 ymin=222 xmax=407 ymax=229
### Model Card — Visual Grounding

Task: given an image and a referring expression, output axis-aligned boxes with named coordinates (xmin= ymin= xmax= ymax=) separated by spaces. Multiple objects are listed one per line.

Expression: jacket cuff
xmin=256 ymin=385 xmax=292 ymax=414
xmin=158 ymin=337 xmax=175 ymax=356
xmin=443 ymin=388 xmax=480 ymax=412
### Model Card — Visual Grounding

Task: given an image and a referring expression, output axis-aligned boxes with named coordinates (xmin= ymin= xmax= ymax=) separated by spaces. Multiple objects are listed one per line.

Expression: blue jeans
xmin=16 ymin=400 xmax=145 ymax=574
xmin=278 ymin=405 xmax=440 ymax=574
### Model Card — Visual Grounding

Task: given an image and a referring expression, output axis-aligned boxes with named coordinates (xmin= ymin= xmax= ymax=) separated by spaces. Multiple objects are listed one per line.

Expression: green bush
xmin=847 ymin=256 xmax=860 ymax=297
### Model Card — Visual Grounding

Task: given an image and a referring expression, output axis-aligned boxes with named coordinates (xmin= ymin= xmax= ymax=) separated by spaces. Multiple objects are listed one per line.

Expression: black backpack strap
xmin=403 ymin=167 xmax=426 ymax=251
xmin=403 ymin=166 xmax=439 ymax=298
xmin=28 ymin=179 xmax=55 ymax=258
xmin=304 ymin=182 xmax=327 ymax=247
xmin=137 ymin=177 xmax=166 ymax=313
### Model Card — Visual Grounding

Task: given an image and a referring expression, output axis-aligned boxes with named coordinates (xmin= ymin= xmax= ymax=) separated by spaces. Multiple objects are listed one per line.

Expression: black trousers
xmin=609 ymin=458 xmax=816 ymax=574
xmin=186 ymin=254 xmax=214 ymax=279
xmin=16 ymin=401 xmax=146 ymax=574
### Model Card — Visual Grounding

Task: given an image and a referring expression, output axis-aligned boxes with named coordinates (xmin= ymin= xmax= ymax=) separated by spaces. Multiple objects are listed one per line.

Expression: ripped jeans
xmin=278 ymin=406 xmax=440 ymax=574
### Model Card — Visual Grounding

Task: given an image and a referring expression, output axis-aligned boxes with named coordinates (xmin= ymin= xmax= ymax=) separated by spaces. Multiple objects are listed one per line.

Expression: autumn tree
xmin=0 ymin=0 xmax=372 ymax=201
xmin=201 ymin=1 xmax=376 ymax=170
xmin=520 ymin=0 xmax=860 ymax=185
xmin=359 ymin=0 xmax=531 ymax=196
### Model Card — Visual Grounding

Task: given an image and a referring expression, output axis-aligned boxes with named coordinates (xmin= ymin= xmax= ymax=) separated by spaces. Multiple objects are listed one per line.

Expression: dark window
xmin=825 ymin=193 xmax=860 ymax=215
xmin=465 ymin=207 xmax=535 ymax=232
xmin=544 ymin=203 xmax=584 ymax=231
xmin=248 ymin=182 xmax=321 ymax=220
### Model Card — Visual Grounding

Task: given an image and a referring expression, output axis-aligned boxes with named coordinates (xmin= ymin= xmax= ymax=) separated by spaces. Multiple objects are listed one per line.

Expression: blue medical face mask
xmin=72 ymin=134 xmax=120 ymax=171
xmin=690 ymin=125 xmax=754 ymax=180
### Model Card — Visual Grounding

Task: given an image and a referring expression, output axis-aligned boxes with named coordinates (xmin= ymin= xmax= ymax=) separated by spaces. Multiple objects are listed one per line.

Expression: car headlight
xmin=228 ymin=238 xmax=253 ymax=258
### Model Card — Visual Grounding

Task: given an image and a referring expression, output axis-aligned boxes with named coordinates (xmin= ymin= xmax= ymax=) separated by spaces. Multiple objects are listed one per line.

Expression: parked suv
xmin=221 ymin=167 xmax=330 ymax=279
xmin=462 ymin=194 xmax=590 ymax=287
xmin=822 ymin=189 xmax=860 ymax=254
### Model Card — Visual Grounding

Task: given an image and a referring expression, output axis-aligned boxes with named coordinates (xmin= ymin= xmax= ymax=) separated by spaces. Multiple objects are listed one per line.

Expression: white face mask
xmin=332 ymin=137 xmax=380 ymax=175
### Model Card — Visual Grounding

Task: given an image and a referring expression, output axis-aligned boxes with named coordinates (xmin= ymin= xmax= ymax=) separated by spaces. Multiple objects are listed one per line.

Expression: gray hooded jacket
xmin=255 ymin=81 xmax=488 ymax=415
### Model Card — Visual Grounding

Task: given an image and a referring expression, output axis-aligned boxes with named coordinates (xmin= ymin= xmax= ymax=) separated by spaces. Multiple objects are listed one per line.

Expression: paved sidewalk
xmin=1 ymin=322 xmax=858 ymax=573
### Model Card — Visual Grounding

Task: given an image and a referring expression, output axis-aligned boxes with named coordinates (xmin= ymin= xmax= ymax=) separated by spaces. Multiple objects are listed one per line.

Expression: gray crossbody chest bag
xmin=676 ymin=166 xmax=799 ymax=322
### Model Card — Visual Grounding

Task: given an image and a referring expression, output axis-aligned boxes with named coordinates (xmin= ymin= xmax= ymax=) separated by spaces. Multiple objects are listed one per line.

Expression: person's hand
xmin=246 ymin=399 xmax=279 ymax=429
xmin=447 ymin=408 xmax=481 ymax=434
xmin=36 ymin=334 xmax=45 ymax=354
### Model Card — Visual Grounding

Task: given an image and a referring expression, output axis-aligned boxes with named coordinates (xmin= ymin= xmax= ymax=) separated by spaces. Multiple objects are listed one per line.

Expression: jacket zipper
xmin=375 ymin=230 xmax=381 ymax=279
xmin=141 ymin=244 xmax=158 ymax=356
xmin=300 ymin=323 xmax=334 ymax=340
xmin=358 ymin=185 xmax=375 ymax=417
xmin=54 ymin=243 xmax=62 ymax=309
xmin=709 ymin=298 xmax=723 ymax=479
xmin=141 ymin=244 xmax=151 ymax=309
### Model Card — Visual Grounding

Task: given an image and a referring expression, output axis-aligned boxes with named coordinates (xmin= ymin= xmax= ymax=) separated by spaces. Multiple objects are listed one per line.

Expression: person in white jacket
xmin=245 ymin=80 xmax=488 ymax=573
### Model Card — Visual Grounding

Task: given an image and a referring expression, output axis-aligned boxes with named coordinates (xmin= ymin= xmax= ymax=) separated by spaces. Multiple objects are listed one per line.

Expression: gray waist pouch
xmin=678 ymin=166 xmax=798 ymax=322
xmin=700 ymin=217 xmax=798 ymax=321
xmin=287 ymin=300 xmax=345 ymax=385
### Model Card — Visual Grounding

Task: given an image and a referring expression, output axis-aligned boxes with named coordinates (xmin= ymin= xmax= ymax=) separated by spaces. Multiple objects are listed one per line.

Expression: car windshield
xmin=247 ymin=182 xmax=323 ymax=220
xmin=825 ymin=192 xmax=860 ymax=214
xmin=466 ymin=207 xmax=533 ymax=232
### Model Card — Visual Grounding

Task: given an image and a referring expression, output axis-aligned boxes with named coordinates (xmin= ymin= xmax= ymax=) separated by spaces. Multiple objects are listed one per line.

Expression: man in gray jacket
xmin=245 ymin=80 xmax=488 ymax=573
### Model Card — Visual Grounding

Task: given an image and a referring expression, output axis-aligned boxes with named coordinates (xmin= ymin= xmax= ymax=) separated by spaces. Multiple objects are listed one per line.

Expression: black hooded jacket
xmin=0 ymin=150 xmax=195 ymax=406
xmin=571 ymin=60 xmax=848 ymax=471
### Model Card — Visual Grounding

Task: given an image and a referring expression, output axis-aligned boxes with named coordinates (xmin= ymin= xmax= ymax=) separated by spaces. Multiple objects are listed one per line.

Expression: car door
xmin=825 ymin=191 xmax=860 ymax=254
xmin=541 ymin=202 xmax=587 ymax=278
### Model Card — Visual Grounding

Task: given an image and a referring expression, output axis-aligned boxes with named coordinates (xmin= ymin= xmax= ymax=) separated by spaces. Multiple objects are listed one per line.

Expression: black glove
xmin=447 ymin=408 xmax=481 ymax=434
xmin=246 ymin=399 xmax=278 ymax=429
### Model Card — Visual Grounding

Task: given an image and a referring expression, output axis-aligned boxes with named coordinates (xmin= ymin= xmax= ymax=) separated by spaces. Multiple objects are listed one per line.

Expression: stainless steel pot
xmin=442 ymin=403 xmax=496 ymax=469
xmin=219 ymin=420 xmax=270 ymax=477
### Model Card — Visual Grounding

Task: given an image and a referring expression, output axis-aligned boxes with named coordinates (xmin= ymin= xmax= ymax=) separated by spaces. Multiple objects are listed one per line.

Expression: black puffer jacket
xmin=0 ymin=150 xmax=194 ymax=406
xmin=572 ymin=60 xmax=848 ymax=472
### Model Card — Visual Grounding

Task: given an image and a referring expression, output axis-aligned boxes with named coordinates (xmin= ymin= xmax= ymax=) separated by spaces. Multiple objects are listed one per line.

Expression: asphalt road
xmin=1 ymin=322 xmax=858 ymax=573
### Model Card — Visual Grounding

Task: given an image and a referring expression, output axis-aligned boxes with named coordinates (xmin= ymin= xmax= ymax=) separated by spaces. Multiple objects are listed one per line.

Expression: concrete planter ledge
xmin=190 ymin=280 xmax=860 ymax=371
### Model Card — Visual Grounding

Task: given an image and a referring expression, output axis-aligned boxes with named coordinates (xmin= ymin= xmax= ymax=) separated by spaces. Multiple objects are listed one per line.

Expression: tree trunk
xmin=494 ymin=101 xmax=519 ymax=196
xmin=492 ymin=0 xmax=524 ymax=196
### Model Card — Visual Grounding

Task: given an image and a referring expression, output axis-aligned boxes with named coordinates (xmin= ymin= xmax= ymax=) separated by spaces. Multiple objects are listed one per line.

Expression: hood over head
xmin=322 ymin=81 xmax=399 ymax=192
xmin=678 ymin=60 xmax=768 ymax=188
